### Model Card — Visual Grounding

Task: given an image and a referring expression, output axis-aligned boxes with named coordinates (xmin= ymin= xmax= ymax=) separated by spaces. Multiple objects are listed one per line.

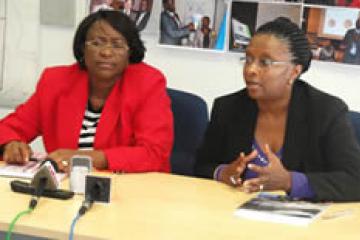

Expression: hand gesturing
xmin=242 ymin=144 xmax=291 ymax=193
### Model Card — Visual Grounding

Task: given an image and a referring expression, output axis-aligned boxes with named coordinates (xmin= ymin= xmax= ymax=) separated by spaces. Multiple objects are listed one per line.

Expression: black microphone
xmin=28 ymin=159 xmax=60 ymax=209
xmin=79 ymin=198 xmax=94 ymax=216
xmin=31 ymin=159 xmax=60 ymax=194
xmin=10 ymin=159 xmax=74 ymax=202
xmin=79 ymin=180 xmax=103 ymax=216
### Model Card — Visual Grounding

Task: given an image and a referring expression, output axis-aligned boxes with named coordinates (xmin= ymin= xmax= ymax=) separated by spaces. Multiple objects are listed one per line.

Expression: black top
xmin=195 ymin=80 xmax=360 ymax=202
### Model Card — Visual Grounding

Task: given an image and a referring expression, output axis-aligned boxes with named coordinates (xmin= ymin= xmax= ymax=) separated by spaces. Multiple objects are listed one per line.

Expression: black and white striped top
xmin=78 ymin=104 xmax=102 ymax=150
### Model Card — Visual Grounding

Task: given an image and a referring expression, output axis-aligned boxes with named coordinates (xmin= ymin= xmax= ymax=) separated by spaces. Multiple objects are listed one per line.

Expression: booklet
xmin=234 ymin=192 xmax=328 ymax=226
xmin=0 ymin=158 xmax=66 ymax=182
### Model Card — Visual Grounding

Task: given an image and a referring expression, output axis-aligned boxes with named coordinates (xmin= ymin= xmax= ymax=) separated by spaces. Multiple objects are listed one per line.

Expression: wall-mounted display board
xmin=229 ymin=0 xmax=360 ymax=66
xmin=303 ymin=5 xmax=360 ymax=64
xmin=89 ymin=0 xmax=154 ymax=32
xmin=229 ymin=1 xmax=302 ymax=53
xmin=87 ymin=0 xmax=360 ymax=65
xmin=154 ymin=0 xmax=360 ymax=65
xmin=158 ymin=0 xmax=220 ymax=50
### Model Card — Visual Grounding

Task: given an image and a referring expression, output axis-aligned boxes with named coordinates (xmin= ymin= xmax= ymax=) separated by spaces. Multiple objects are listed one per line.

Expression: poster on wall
xmin=229 ymin=1 xmax=302 ymax=53
xmin=230 ymin=0 xmax=360 ymax=66
xmin=159 ymin=0 xmax=224 ymax=50
xmin=303 ymin=6 xmax=360 ymax=65
xmin=305 ymin=0 xmax=360 ymax=8
xmin=89 ymin=0 xmax=153 ymax=32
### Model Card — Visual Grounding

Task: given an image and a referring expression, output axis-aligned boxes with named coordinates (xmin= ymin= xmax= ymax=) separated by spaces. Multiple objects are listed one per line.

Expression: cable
xmin=68 ymin=199 xmax=94 ymax=240
xmin=5 ymin=208 xmax=33 ymax=240
xmin=68 ymin=180 xmax=102 ymax=239
xmin=6 ymin=176 xmax=45 ymax=240
xmin=69 ymin=213 xmax=81 ymax=240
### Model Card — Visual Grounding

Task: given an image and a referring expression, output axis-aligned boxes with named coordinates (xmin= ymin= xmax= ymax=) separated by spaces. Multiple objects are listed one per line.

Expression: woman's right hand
xmin=2 ymin=141 xmax=32 ymax=165
xmin=219 ymin=150 xmax=257 ymax=187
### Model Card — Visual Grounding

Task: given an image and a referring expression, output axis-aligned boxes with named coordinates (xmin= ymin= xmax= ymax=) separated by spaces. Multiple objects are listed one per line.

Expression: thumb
xmin=264 ymin=144 xmax=278 ymax=164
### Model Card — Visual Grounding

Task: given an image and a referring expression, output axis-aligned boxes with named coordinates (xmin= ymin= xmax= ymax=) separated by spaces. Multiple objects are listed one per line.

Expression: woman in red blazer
xmin=0 ymin=10 xmax=173 ymax=173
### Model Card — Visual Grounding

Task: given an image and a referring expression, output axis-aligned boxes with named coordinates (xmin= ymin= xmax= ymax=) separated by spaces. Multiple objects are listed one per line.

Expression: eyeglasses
xmin=240 ymin=55 xmax=292 ymax=69
xmin=85 ymin=38 xmax=129 ymax=54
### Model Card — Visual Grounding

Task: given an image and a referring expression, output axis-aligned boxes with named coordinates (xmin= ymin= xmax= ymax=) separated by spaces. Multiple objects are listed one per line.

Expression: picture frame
xmin=229 ymin=0 xmax=360 ymax=66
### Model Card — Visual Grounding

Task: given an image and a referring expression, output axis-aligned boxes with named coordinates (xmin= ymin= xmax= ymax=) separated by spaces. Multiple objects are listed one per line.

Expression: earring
xmin=288 ymin=79 xmax=293 ymax=85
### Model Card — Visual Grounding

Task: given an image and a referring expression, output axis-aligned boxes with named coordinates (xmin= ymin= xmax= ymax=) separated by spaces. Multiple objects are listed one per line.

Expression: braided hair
xmin=255 ymin=17 xmax=312 ymax=74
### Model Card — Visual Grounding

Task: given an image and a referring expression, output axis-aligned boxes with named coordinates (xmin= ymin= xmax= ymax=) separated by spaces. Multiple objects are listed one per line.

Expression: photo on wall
xmin=304 ymin=0 xmax=360 ymax=8
xmin=303 ymin=5 xmax=360 ymax=65
xmin=229 ymin=1 xmax=302 ymax=53
xmin=89 ymin=0 xmax=153 ymax=32
xmin=159 ymin=0 xmax=225 ymax=50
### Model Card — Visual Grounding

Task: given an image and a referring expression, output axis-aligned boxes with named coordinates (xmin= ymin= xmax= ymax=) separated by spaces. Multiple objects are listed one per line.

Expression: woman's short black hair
xmin=73 ymin=10 xmax=145 ymax=69
xmin=255 ymin=17 xmax=312 ymax=74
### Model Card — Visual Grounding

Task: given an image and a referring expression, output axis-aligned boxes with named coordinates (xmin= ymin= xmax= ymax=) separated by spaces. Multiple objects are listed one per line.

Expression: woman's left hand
xmin=242 ymin=144 xmax=291 ymax=193
xmin=47 ymin=149 xmax=78 ymax=173
xmin=47 ymin=149 xmax=107 ymax=173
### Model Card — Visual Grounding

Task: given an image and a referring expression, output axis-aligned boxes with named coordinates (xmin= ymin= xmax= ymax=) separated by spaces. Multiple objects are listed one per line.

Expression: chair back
xmin=349 ymin=111 xmax=360 ymax=144
xmin=167 ymin=88 xmax=209 ymax=176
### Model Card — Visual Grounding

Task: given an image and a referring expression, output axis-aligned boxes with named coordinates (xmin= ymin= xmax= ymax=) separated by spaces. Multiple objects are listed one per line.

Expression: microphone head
xmin=31 ymin=160 xmax=59 ymax=190
xmin=40 ymin=158 xmax=59 ymax=172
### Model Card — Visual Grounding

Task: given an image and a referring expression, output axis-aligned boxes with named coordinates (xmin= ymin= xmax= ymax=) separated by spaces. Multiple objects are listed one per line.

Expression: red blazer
xmin=0 ymin=63 xmax=173 ymax=173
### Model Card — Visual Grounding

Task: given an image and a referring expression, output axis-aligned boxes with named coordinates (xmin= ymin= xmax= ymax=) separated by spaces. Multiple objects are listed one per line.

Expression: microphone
xmin=79 ymin=180 xmax=102 ymax=216
xmin=10 ymin=159 xmax=74 ymax=202
xmin=29 ymin=159 xmax=60 ymax=209
xmin=31 ymin=159 xmax=60 ymax=194
xmin=79 ymin=198 xmax=94 ymax=216
xmin=78 ymin=176 xmax=111 ymax=216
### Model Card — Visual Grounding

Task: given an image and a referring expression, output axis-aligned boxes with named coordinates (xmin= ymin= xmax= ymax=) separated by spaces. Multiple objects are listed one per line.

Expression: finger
xmin=12 ymin=147 xmax=24 ymax=164
xmin=19 ymin=145 xmax=31 ymax=164
xmin=229 ymin=174 xmax=242 ymax=186
xmin=236 ymin=177 xmax=242 ymax=185
xmin=263 ymin=144 xmax=279 ymax=164
xmin=243 ymin=178 xmax=264 ymax=193
xmin=230 ymin=153 xmax=247 ymax=174
xmin=242 ymin=180 xmax=260 ymax=193
xmin=57 ymin=158 xmax=70 ymax=173
xmin=62 ymin=160 xmax=70 ymax=173
xmin=3 ymin=151 xmax=10 ymax=163
xmin=229 ymin=175 xmax=237 ymax=186
xmin=233 ymin=150 xmax=256 ymax=169
xmin=242 ymin=149 xmax=258 ymax=163
xmin=233 ymin=152 xmax=245 ymax=164
xmin=235 ymin=153 xmax=247 ymax=173
xmin=3 ymin=147 xmax=16 ymax=164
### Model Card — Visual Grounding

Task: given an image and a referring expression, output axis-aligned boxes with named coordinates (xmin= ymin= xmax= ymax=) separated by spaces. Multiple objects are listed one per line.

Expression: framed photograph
xmin=305 ymin=0 xmax=360 ymax=8
xmin=229 ymin=1 xmax=302 ymax=52
xmin=303 ymin=5 xmax=360 ymax=64
xmin=89 ymin=0 xmax=154 ymax=32
xmin=159 ymin=0 xmax=225 ymax=50
xmin=229 ymin=0 xmax=360 ymax=66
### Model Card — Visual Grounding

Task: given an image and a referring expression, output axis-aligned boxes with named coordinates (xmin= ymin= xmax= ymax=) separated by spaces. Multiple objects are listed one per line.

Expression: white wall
xmin=0 ymin=0 xmax=360 ymax=151
xmin=144 ymin=36 xmax=360 ymax=112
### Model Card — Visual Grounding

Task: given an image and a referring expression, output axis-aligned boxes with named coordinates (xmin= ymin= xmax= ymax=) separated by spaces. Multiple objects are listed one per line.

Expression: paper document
xmin=234 ymin=192 xmax=328 ymax=226
xmin=0 ymin=160 xmax=66 ymax=182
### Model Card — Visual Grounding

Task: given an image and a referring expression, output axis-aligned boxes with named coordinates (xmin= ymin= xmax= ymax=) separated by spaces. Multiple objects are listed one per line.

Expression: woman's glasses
xmin=240 ymin=55 xmax=292 ymax=69
xmin=85 ymin=38 xmax=129 ymax=54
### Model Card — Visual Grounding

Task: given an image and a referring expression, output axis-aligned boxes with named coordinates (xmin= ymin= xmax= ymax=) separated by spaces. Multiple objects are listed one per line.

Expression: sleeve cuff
xmin=288 ymin=171 xmax=316 ymax=200
xmin=213 ymin=164 xmax=228 ymax=181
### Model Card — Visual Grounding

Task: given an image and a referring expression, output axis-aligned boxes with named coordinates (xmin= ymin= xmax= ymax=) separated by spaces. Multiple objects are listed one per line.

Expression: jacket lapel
xmin=57 ymin=69 xmax=88 ymax=149
xmin=94 ymin=76 xmax=123 ymax=149
xmin=282 ymin=82 xmax=309 ymax=170
xmin=229 ymin=91 xmax=258 ymax=156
